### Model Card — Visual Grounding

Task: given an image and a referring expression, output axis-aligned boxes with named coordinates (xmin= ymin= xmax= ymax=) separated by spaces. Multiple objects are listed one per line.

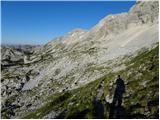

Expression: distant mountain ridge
xmin=1 ymin=1 xmax=159 ymax=119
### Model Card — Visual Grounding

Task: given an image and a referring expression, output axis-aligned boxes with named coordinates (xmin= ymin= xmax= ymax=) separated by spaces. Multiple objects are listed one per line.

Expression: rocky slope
xmin=1 ymin=1 xmax=159 ymax=119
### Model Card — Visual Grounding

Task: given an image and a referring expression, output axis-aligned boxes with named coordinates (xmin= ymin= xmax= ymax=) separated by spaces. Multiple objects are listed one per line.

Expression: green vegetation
xmin=1 ymin=108 xmax=14 ymax=119
xmin=23 ymin=45 xmax=159 ymax=119
xmin=81 ymin=47 xmax=98 ymax=55
xmin=23 ymin=92 xmax=71 ymax=118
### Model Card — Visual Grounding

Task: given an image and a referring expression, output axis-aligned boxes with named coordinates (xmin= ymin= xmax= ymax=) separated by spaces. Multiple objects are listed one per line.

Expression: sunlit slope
xmin=22 ymin=45 xmax=158 ymax=119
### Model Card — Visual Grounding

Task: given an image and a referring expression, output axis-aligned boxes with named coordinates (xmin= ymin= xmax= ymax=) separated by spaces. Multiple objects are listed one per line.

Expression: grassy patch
xmin=22 ymin=45 xmax=159 ymax=119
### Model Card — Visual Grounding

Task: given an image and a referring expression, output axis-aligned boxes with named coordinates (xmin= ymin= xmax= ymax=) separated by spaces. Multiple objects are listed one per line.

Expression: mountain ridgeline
xmin=1 ymin=1 xmax=159 ymax=119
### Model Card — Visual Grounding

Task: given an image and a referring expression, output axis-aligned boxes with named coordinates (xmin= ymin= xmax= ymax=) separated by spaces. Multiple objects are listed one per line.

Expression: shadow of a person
xmin=109 ymin=75 xmax=125 ymax=118
xmin=93 ymin=100 xmax=104 ymax=119
xmin=113 ymin=75 xmax=125 ymax=107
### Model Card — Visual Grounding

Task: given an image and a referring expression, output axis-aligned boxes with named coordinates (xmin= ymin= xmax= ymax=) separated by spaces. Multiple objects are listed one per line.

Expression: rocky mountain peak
xmin=64 ymin=28 xmax=87 ymax=42
xmin=67 ymin=28 xmax=87 ymax=35
xmin=129 ymin=1 xmax=158 ymax=24
xmin=90 ymin=1 xmax=158 ymax=39
xmin=1 ymin=1 xmax=159 ymax=119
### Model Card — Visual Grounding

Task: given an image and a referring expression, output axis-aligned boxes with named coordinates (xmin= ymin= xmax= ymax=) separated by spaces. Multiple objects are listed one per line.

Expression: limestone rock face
xmin=91 ymin=1 xmax=158 ymax=37
xmin=1 ymin=1 xmax=159 ymax=119
xmin=129 ymin=1 xmax=158 ymax=24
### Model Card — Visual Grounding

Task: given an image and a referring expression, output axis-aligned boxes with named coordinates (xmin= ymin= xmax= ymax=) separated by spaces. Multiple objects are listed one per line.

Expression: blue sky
xmin=2 ymin=1 xmax=136 ymax=45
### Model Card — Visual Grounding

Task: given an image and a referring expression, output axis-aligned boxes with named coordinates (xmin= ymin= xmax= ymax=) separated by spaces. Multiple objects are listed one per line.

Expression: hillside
xmin=23 ymin=45 xmax=159 ymax=119
xmin=1 ymin=1 xmax=159 ymax=119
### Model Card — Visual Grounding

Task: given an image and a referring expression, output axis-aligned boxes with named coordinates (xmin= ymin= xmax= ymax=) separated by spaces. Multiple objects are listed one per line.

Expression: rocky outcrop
xmin=1 ymin=1 xmax=159 ymax=119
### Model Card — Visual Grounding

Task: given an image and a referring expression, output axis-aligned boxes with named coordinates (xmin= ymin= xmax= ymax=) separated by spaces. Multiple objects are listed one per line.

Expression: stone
xmin=105 ymin=95 xmax=113 ymax=104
